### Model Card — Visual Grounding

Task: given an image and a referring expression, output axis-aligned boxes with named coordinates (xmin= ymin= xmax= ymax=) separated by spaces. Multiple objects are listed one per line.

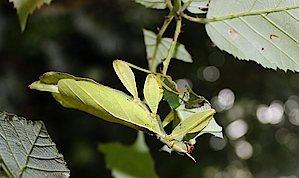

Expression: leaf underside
xmin=0 ymin=112 xmax=70 ymax=178
xmin=206 ymin=0 xmax=299 ymax=71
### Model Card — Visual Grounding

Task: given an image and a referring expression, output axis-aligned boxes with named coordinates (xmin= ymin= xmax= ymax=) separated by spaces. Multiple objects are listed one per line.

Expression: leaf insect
xmin=29 ymin=59 xmax=218 ymax=162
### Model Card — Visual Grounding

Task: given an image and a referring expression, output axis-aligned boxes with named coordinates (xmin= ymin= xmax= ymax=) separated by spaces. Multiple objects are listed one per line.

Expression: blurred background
xmin=0 ymin=0 xmax=299 ymax=177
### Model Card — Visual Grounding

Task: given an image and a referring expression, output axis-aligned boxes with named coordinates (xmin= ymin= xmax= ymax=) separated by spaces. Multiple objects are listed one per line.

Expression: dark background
xmin=1 ymin=0 xmax=299 ymax=177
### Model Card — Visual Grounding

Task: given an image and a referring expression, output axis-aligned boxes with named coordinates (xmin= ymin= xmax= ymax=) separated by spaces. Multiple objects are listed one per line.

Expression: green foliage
xmin=98 ymin=131 xmax=158 ymax=178
xmin=9 ymin=0 xmax=52 ymax=32
xmin=0 ymin=112 xmax=70 ymax=178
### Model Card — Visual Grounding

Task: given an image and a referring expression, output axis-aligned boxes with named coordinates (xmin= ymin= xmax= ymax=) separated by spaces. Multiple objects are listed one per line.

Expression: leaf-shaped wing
xmin=52 ymin=93 xmax=151 ymax=133
xmin=0 ymin=112 xmax=70 ymax=178
xmin=169 ymin=109 xmax=215 ymax=139
xmin=29 ymin=72 xmax=163 ymax=134
xmin=57 ymin=79 xmax=162 ymax=134
xmin=177 ymin=104 xmax=223 ymax=139
xmin=113 ymin=60 xmax=139 ymax=99
xmin=143 ymin=74 xmax=163 ymax=114
xmin=143 ymin=29 xmax=192 ymax=71
xmin=206 ymin=1 xmax=299 ymax=71
xmin=9 ymin=0 xmax=52 ymax=31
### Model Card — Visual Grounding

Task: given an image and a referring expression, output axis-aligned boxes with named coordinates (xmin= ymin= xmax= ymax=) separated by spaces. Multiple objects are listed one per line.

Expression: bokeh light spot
xmin=209 ymin=136 xmax=227 ymax=151
xmin=209 ymin=51 xmax=225 ymax=67
xmin=284 ymin=96 xmax=299 ymax=126
xmin=203 ymin=66 xmax=220 ymax=82
xmin=235 ymin=140 xmax=253 ymax=160
xmin=289 ymin=111 xmax=299 ymax=126
xmin=176 ymin=78 xmax=192 ymax=91
xmin=284 ymin=96 xmax=299 ymax=115
xmin=211 ymin=89 xmax=235 ymax=112
xmin=285 ymin=133 xmax=299 ymax=152
xmin=256 ymin=101 xmax=284 ymax=124
xmin=275 ymin=128 xmax=290 ymax=145
xmin=226 ymin=119 xmax=248 ymax=140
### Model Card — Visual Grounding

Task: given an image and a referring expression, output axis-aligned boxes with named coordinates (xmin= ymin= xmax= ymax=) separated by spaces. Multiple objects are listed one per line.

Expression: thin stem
xmin=182 ymin=5 xmax=299 ymax=24
xmin=123 ymin=60 xmax=153 ymax=74
xmin=181 ymin=12 xmax=208 ymax=24
xmin=162 ymin=13 xmax=182 ymax=74
xmin=149 ymin=13 xmax=174 ymax=72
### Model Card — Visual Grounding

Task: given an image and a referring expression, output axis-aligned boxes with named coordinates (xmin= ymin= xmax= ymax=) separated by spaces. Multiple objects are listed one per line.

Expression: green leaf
xmin=98 ymin=131 xmax=159 ymax=178
xmin=143 ymin=74 xmax=163 ymax=114
xmin=9 ymin=0 xmax=52 ymax=32
xmin=113 ymin=60 xmax=139 ymax=99
xmin=134 ymin=0 xmax=166 ymax=9
xmin=0 ymin=112 xmax=70 ymax=178
xmin=206 ymin=1 xmax=299 ymax=71
xmin=143 ymin=29 xmax=192 ymax=71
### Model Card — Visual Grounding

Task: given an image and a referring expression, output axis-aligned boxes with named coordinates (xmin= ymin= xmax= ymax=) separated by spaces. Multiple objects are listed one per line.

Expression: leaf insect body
xmin=29 ymin=59 xmax=219 ymax=162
